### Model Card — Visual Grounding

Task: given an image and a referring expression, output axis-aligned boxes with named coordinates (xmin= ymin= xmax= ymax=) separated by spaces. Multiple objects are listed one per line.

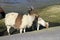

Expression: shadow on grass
xmin=0 ymin=25 xmax=7 ymax=36
xmin=49 ymin=22 xmax=60 ymax=27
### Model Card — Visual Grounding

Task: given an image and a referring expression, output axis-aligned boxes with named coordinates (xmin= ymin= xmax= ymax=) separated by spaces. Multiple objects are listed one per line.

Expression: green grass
xmin=0 ymin=19 xmax=4 ymax=25
xmin=37 ymin=5 xmax=60 ymax=23
xmin=0 ymin=19 xmax=6 ymax=32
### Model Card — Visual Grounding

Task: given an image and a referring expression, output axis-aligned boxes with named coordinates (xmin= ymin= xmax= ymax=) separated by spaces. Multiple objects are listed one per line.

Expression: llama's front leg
xmin=23 ymin=28 xmax=25 ymax=33
xmin=7 ymin=26 xmax=11 ymax=35
xmin=20 ymin=29 xmax=23 ymax=34
xmin=37 ymin=24 xmax=40 ymax=30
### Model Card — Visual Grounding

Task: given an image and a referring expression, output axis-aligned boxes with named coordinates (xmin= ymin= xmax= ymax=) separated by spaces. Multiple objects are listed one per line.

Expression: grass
xmin=37 ymin=5 xmax=60 ymax=23
xmin=0 ymin=19 xmax=6 ymax=32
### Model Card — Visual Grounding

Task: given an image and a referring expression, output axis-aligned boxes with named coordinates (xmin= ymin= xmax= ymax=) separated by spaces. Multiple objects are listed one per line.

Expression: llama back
xmin=5 ymin=12 xmax=18 ymax=26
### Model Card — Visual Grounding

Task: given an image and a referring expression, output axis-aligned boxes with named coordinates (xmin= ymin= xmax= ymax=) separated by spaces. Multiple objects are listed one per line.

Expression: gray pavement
xmin=0 ymin=26 xmax=60 ymax=40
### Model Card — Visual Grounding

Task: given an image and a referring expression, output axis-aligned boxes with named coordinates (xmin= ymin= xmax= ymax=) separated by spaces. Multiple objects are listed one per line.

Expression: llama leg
xmin=23 ymin=28 xmax=25 ymax=33
xmin=7 ymin=26 xmax=11 ymax=35
xmin=37 ymin=24 xmax=40 ymax=30
xmin=20 ymin=29 xmax=23 ymax=33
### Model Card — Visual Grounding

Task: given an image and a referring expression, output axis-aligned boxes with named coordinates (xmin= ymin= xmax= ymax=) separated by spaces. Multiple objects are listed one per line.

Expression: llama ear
xmin=31 ymin=6 xmax=34 ymax=9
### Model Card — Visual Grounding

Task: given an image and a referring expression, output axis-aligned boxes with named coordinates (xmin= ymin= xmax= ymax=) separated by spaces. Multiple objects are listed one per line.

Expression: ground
xmin=0 ymin=26 xmax=60 ymax=40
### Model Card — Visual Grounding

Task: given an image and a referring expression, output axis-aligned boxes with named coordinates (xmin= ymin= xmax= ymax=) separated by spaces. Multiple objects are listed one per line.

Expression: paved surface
xmin=0 ymin=26 xmax=60 ymax=40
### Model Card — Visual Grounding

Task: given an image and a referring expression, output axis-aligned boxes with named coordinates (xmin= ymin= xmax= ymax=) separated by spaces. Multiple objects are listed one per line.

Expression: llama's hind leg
xmin=6 ymin=26 xmax=11 ymax=35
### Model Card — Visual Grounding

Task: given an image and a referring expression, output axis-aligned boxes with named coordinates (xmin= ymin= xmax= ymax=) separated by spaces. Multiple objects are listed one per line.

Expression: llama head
xmin=28 ymin=7 xmax=39 ymax=18
xmin=45 ymin=22 xmax=49 ymax=28
xmin=38 ymin=17 xmax=49 ymax=28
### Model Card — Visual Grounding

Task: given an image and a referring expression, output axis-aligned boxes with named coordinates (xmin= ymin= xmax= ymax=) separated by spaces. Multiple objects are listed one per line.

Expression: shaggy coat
xmin=5 ymin=8 xmax=38 ymax=35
